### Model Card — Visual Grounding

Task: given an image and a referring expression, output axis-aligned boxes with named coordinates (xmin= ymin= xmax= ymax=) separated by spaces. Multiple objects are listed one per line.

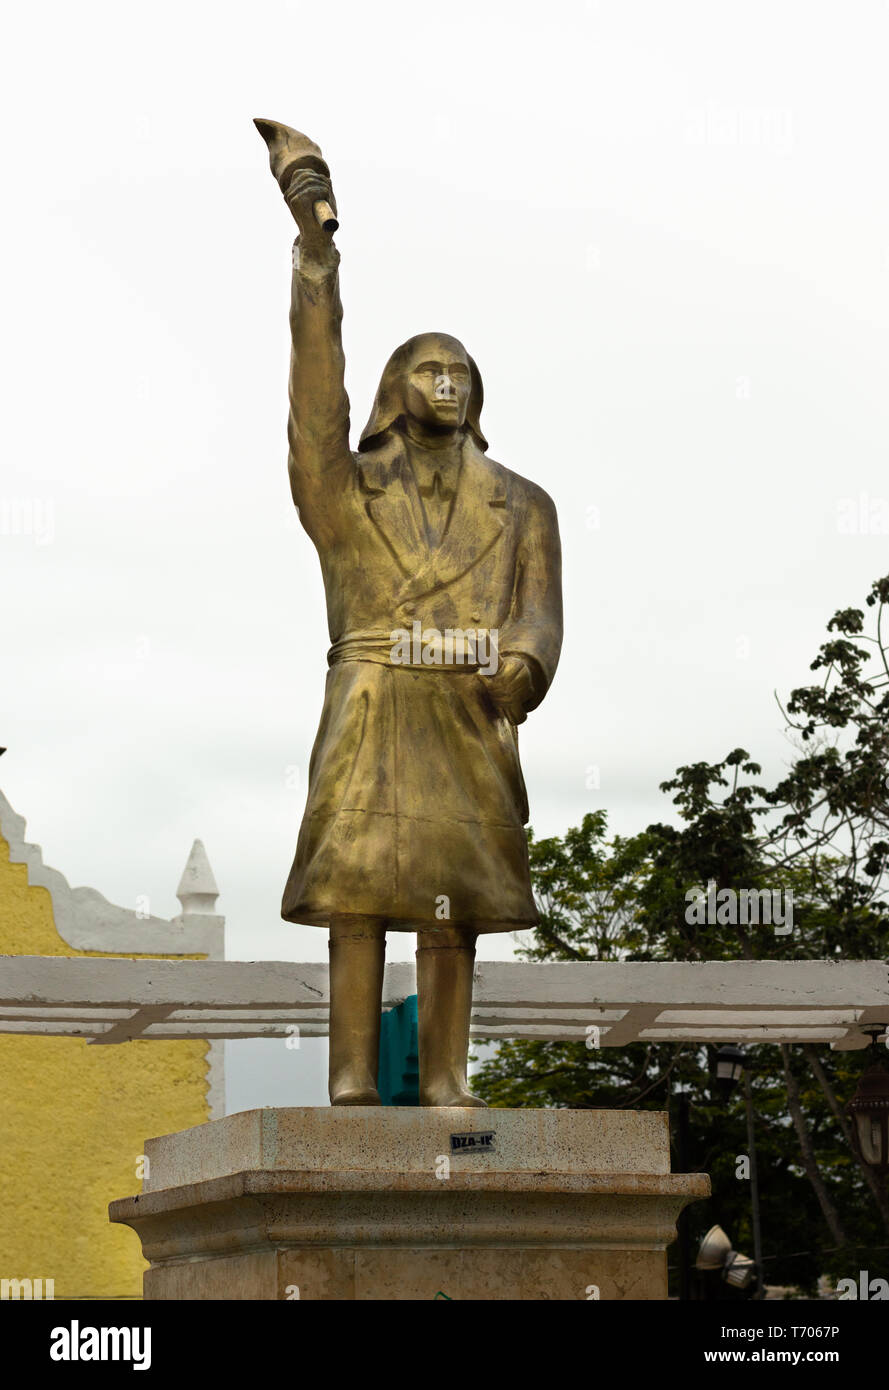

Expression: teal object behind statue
xmin=378 ymin=995 xmax=420 ymax=1105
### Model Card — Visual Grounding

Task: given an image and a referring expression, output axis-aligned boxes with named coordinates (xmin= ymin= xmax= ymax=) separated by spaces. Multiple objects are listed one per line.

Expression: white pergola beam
xmin=2 ymin=957 xmax=888 ymax=1048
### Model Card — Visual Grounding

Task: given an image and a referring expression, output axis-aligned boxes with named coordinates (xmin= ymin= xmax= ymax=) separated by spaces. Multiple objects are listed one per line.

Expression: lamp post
xmin=676 ymin=1087 xmax=692 ymax=1300
xmin=846 ymin=1030 xmax=889 ymax=1174
xmin=715 ymin=1043 xmax=764 ymax=1299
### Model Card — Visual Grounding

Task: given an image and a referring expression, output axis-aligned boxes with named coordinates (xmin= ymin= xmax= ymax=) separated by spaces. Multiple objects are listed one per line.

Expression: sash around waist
xmin=327 ymin=627 xmax=499 ymax=673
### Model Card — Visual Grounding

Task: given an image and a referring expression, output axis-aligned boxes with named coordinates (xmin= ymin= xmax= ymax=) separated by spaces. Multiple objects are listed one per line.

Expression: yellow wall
xmin=0 ymin=832 xmax=210 ymax=1298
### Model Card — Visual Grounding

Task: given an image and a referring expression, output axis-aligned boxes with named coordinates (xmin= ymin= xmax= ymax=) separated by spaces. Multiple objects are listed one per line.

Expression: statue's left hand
xmin=480 ymin=656 xmax=534 ymax=725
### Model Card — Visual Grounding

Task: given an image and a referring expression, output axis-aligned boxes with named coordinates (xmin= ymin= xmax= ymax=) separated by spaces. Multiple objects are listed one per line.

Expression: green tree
xmin=474 ymin=572 xmax=889 ymax=1296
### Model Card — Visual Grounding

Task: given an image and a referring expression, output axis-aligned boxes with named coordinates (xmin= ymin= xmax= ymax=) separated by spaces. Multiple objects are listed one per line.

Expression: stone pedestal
xmin=109 ymin=1107 xmax=709 ymax=1300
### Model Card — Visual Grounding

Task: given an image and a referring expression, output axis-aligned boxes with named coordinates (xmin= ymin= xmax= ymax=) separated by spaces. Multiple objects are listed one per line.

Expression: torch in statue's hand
xmin=254 ymin=118 xmax=338 ymax=248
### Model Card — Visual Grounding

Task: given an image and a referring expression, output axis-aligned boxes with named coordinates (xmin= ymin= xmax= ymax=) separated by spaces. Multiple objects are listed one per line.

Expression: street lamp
xmin=713 ymin=1044 xmax=764 ymax=1298
xmin=714 ymin=1044 xmax=745 ymax=1097
xmin=696 ymin=1225 xmax=756 ymax=1291
xmin=846 ymin=1031 xmax=889 ymax=1174
xmin=674 ymin=1047 xmax=760 ymax=1299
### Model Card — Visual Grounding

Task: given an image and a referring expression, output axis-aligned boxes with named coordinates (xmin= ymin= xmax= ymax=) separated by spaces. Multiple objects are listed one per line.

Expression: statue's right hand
xmin=284 ymin=166 xmax=337 ymax=244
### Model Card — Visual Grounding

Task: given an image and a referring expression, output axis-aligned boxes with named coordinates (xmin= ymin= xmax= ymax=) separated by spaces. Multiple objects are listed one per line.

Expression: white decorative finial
xmin=176 ymin=839 xmax=219 ymax=916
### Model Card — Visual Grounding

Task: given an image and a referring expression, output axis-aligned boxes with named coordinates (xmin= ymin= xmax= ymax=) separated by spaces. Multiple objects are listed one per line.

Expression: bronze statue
xmin=256 ymin=119 xmax=563 ymax=1108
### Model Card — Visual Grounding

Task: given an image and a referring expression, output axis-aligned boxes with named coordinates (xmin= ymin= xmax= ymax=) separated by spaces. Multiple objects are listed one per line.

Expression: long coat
xmin=281 ymin=244 xmax=563 ymax=932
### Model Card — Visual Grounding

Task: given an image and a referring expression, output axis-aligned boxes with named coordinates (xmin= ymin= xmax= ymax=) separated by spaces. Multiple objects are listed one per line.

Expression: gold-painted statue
xmin=256 ymin=120 xmax=563 ymax=1108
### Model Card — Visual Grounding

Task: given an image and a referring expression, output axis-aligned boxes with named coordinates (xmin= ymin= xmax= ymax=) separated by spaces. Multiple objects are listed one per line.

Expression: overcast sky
xmin=3 ymin=0 xmax=889 ymax=1109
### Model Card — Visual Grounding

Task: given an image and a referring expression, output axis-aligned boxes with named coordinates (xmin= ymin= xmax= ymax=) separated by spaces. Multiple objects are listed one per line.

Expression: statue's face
xmin=402 ymin=335 xmax=471 ymax=430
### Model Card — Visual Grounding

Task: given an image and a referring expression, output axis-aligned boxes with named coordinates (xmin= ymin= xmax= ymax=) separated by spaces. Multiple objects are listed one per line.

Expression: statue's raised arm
xmin=255 ymin=119 xmax=351 ymax=543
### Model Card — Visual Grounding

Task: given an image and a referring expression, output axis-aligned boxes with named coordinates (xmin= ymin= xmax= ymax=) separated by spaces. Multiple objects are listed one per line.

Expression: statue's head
xmin=359 ymin=332 xmax=488 ymax=453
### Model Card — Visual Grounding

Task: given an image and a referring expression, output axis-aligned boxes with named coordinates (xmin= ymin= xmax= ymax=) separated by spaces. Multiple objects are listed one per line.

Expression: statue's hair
xmin=358 ymin=333 xmax=487 ymax=453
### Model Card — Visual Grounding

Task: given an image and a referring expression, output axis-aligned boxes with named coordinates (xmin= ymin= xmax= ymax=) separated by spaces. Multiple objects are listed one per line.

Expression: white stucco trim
xmin=0 ymin=789 xmax=226 ymax=1116
xmin=0 ymin=790 xmax=224 ymax=957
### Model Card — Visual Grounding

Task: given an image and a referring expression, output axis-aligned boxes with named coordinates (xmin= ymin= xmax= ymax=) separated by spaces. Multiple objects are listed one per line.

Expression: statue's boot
xmin=416 ymin=930 xmax=488 ymax=1108
xmin=328 ymin=917 xmax=385 ymax=1106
